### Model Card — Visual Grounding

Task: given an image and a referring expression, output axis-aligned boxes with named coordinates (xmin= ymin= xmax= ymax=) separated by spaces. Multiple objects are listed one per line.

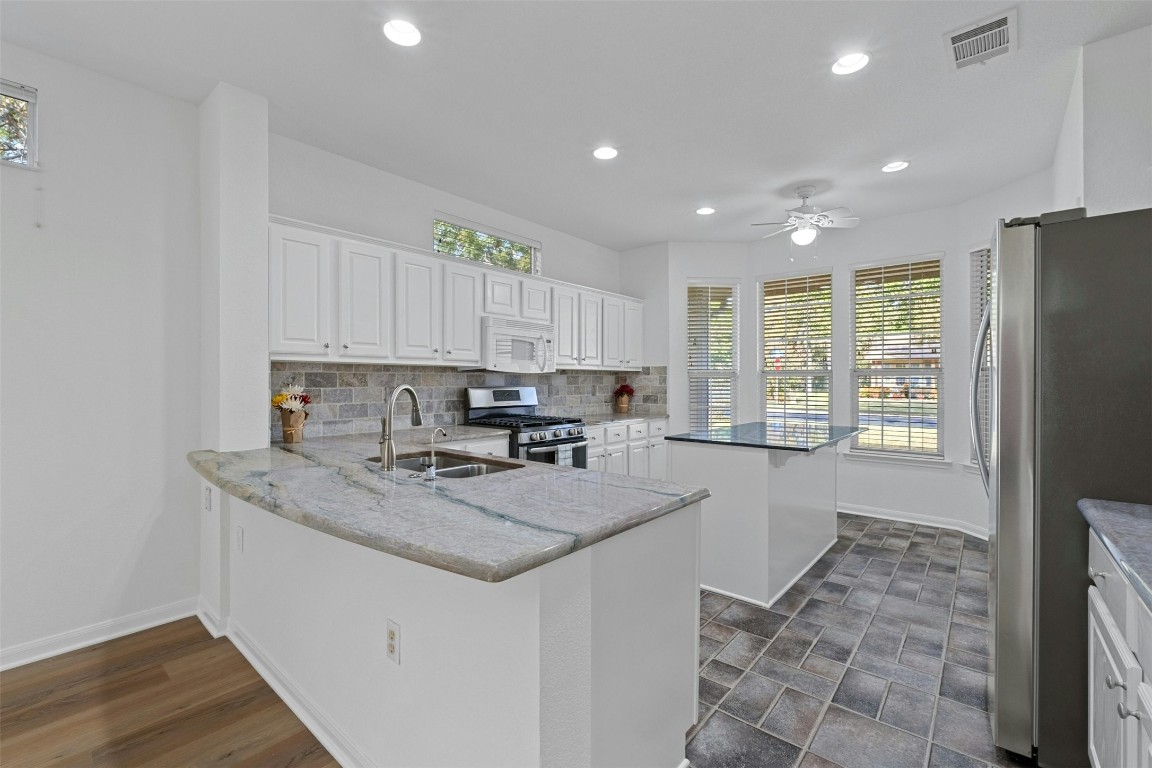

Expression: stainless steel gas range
xmin=466 ymin=387 xmax=588 ymax=469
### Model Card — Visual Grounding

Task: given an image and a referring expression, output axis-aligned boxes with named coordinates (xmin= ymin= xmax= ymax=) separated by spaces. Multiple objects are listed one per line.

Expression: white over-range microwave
xmin=476 ymin=316 xmax=556 ymax=374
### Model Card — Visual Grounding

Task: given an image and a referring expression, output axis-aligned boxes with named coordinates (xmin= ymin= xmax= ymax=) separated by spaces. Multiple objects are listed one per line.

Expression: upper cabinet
xmin=443 ymin=262 xmax=483 ymax=364
xmin=394 ymin=251 xmax=443 ymax=360
xmin=483 ymin=272 xmax=519 ymax=317
xmin=521 ymin=278 xmax=552 ymax=323
xmin=623 ymin=300 xmax=643 ymax=369
xmin=269 ymin=223 xmax=332 ymax=356
xmin=603 ymin=296 xmax=625 ymax=369
xmin=337 ymin=240 xmax=392 ymax=359
xmin=553 ymin=286 xmax=580 ymax=367
xmin=578 ymin=293 xmax=603 ymax=367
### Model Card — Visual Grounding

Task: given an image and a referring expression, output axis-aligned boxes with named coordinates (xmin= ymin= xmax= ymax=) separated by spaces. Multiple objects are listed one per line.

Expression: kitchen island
xmin=667 ymin=422 xmax=861 ymax=607
xmin=189 ymin=429 xmax=708 ymax=768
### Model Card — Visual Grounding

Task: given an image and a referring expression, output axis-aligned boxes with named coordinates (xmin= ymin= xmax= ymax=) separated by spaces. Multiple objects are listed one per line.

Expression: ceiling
xmin=2 ymin=2 xmax=1149 ymax=252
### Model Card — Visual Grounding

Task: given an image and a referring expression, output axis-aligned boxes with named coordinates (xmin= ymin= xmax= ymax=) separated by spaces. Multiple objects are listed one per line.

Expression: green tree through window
xmin=433 ymin=219 xmax=536 ymax=274
xmin=1 ymin=80 xmax=35 ymax=166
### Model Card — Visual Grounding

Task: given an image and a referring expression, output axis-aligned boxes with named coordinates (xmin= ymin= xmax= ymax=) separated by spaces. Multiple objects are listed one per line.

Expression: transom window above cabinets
xmin=1 ymin=79 xmax=37 ymax=168
xmin=433 ymin=214 xmax=540 ymax=275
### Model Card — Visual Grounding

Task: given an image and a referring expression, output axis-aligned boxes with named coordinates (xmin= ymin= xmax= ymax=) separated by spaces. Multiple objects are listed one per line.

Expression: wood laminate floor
xmin=0 ymin=617 xmax=338 ymax=767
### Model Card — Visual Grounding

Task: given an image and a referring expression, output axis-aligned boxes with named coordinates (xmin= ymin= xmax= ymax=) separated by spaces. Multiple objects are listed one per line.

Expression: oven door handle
xmin=527 ymin=441 xmax=589 ymax=455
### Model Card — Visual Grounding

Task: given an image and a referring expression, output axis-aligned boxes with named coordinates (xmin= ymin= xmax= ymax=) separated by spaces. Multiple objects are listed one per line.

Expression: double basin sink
xmin=368 ymin=451 xmax=520 ymax=479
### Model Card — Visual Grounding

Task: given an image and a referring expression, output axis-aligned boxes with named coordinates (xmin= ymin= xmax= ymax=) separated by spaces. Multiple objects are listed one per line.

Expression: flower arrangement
xmin=272 ymin=385 xmax=312 ymax=412
xmin=613 ymin=383 xmax=635 ymax=399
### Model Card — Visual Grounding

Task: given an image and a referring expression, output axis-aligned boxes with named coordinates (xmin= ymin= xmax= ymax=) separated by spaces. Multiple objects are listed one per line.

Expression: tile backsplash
xmin=270 ymin=362 xmax=668 ymax=440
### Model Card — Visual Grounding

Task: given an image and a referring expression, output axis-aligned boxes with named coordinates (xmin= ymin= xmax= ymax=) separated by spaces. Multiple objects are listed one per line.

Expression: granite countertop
xmin=1079 ymin=498 xmax=1152 ymax=612
xmin=666 ymin=422 xmax=864 ymax=452
xmin=188 ymin=429 xmax=708 ymax=583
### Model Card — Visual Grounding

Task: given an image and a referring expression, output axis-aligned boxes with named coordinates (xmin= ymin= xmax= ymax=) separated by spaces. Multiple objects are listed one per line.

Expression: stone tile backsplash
xmin=270 ymin=362 xmax=668 ymax=439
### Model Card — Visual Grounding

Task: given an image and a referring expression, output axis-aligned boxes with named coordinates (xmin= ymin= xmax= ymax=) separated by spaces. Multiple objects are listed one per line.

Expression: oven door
xmin=522 ymin=439 xmax=588 ymax=469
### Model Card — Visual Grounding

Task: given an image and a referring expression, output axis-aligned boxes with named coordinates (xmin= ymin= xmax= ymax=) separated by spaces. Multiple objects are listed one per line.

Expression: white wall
xmin=0 ymin=45 xmax=201 ymax=664
xmin=619 ymin=242 xmax=670 ymax=366
xmin=1083 ymin=25 xmax=1152 ymax=215
xmin=1051 ymin=49 xmax=1084 ymax=211
xmin=269 ymin=135 xmax=623 ymax=293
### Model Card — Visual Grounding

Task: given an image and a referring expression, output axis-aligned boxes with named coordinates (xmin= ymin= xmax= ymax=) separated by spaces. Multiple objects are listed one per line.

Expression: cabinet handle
xmin=324 ymin=342 xmax=330 ymax=349
xmin=1117 ymin=702 xmax=1142 ymax=720
xmin=342 ymin=344 xmax=349 ymax=349
xmin=1089 ymin=567 xmax=1108 ymax=581
xmin=1105 ymin=674 xmax=1127 ymax=691
xmin=433 ymin=348 xmax=439 ymax=353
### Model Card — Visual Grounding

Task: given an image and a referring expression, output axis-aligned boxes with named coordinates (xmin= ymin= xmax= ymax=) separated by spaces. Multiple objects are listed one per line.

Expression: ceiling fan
xmin=752 ymin=185 xmax=860 ymax=245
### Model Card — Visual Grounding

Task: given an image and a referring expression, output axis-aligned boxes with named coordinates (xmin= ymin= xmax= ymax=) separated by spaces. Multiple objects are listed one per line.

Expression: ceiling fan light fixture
xmin=791 ymin=226 xmax=818 ymax=246
xmin=832 ymin=52 xmax=870 ymax=75
xmin=696 ymin=207 xmax=715 ymax=215
xmin=593 ymin=146 xmax=618 ymax=160
xmin=882 ymin=160 xmax=910 ymax=173
xmin=383 ymin=20 xmax=421 ymax=46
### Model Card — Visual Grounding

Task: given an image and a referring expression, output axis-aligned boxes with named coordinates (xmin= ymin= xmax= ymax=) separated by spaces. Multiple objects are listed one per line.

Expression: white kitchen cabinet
xmin=337 ymin=239 xmax=392 ymax=359
xmin=394 ymin=251 xmax=442 ymax=360
xmin=269 ymin=223 xmax=333 ymax=356
xmin=648 ymin=439 xmax=668 ymax=481
xmin=624 ymin=300 xmax=643 ymax=369
xmin=484 ymin=271 xmax=519 ymax=317
xmin=587 ymin=448 xmax=607 ymax=473
xmin=604 ymin=446 xmax=628 ymax=475
xmin=553 ymin=286 xmax=580 ymax=367
xmin=603 ymin=296 xmax=625 ymax=369
xmin=578 ymin=292 xmax=603 ymax=367
xmin=440 ymin=435 xmax=509 ymax=458
xmin=443 ymin=263 xmax=483 ymax=364
xmin=628 ymin=440 xmax=649 ymax=478
xmin=1136 ymin=683 xmax=1152 ymax=768
xmin=1089 ymin=586 xmax=1140 ymax=768
xmin=521 ymin=278 xmax=552 ymax=322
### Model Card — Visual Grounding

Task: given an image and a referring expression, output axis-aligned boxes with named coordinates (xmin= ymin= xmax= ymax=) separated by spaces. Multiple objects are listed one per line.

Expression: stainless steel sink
xmin=368 ymin=451 xmax=520 ymax=478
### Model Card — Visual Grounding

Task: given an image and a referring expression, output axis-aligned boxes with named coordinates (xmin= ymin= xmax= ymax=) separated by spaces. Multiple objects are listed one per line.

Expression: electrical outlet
xmin=386 ymin=619 xmax=400 ymax=665
xmin=235 ymin=525 xmax=244 ymax=553
xmin=204 ymin=486 xmax=212 ymax=511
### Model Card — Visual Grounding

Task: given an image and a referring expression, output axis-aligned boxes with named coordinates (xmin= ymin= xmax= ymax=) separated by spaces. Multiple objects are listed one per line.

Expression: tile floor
xmin=688 ymin=513 xmax=1033 ymax=768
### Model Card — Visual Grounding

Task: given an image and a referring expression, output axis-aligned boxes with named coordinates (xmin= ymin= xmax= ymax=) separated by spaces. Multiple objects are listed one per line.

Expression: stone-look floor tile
xmin=892 ymin=522 xmax=917 ymax=533
xmin=700 ymin=635 xmax=724 ymax=666
xmin=800 ymin=752 xmax=846 ymax=768
xmin=869 ymin=614 xmax=909 ymax=636
xmin=831 ymin=667 xmax=888 ymax=718
xmin=702 ymin=659 xmax=745 ymax=687
xmin=811 ymin=627 xmax=861 ymax=663
xmin=945 ymin=646 xmax=991 ymax=673
xmin=933 ymin=698 xmax=1000 ymax=764
xmin=847 ymin=543 xmax=901 ymax=563
xmin=701 ymin=592 xmax=733 ymax=620
xmin=940 ymin=662 xmax=990 ymax=711
xmin=809 ymin=705 xmax=929 ymax=768
xmin=718 ymin=671 xmax=784 ymax=724
xmin=856 ymin=625 xmax=904 ymax=662
xmin=952 ymin=611 xmax=990 ymax=631
xmin=864 ymin=559 xmax=898 ymax=578
xmin=786 ymin=618 xmax=825 ymax=639
xmin=716 ymin=631 xmax=771 ymax=670
xmin=701 ymin=621 xmax=739 ymax=643
xmin=895 ymin=560 xmax=930 ymax=581
xmin=867 ymin=520 xmax=894 ymax=534
xmin=904 ymin=624 xmax=947 ymax=658
xmin=801 ymin=654 xmax=846 ymax=682
xmin=919 ymin=586 xmax=955 ymax=609
xmin=752 ymin=656 xmax=838 ymax=700
xmin=948 ymin=622 xmax=990 ymax=657
xmin=929 ymin=744 xmax=990 ymax=768
xmin=772 ymin=589 xmax=809 ymax=615
xmin=913 ymin=531 xmax=940 ymax=545
xmin=961 ymin=550 xmax=989 ymax=573
xmin=886 ymin=578 xmax=922 ymax=601
xmin=899 ymin=647 xmax=944 ymax=676
xmin=877 ymin=594 xmax=952 ymax=631
xmin=833 ymin=555 xmax=869 ymax=578
xmin=686 ymin=711 xmax=803 ymax=768
xmin=699 ymin=676 xmax=731 ymax=707
xmin=794 ymin=574 xmax=825 ymax=595
xmin=879 ymin=683 xmax=935 ymax=738
xmin=762 ymin=687 xmax=826 ymax=747
xmin=766 ymin=629 xmax=817 ymax=667
xmin=963 ymin=536 xmax=989 ymax=554
xmin=858 ymin=532 xmax=888 ymax=547
xmin=953 ymin=591 xmax=989 ymax=618
xmin=689 ymin=704 xmax=714 ymax=741
xmin=796 ymin=599 xmax=872 ymax=633
xmin=813 ymin=582 xmax=851 ymax=605
xmin=851 ymin=652 xmax=940 ymax=694
xmin=715 ymin=602 xmax=790 ymax=640
xmin=843 ymin=587 xmax=882 ymax=613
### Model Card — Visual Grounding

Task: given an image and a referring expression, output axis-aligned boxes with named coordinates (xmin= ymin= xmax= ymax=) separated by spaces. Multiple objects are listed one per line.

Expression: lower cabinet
xmin=440 ymin=436 xmax=509 ymax=458
xmin=649 ymin=439 xmax=668 ymax=481
xmin=604 ymin=445 xmax=628 ymax=475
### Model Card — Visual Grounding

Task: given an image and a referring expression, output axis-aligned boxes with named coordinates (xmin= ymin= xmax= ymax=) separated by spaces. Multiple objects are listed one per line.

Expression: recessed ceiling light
xmin=882 ymin=160 xmax=910 ymax=173
xmin=832 ymin=52 xmax=870 ymax=75
xmin=696 ymin=207 xmax=715 ymax=215
xmin=593 ymin=146 xmax=618 ymax=160
xmin=383 ymin=20 xmax=421 ymax=46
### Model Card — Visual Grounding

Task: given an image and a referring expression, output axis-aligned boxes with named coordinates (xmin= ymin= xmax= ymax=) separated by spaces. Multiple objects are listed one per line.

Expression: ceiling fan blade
xmin=760 ymin=224 xmax=798 ymax=239
xmin=751 ymin=221 xmax=791 ymax=226
xmin=820 ymin=206 xmax=853 ymax=217
xmin=826 ymin=217 xmax=860 ymax=229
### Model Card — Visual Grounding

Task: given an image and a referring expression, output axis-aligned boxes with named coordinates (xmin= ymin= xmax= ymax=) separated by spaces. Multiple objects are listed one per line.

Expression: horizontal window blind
xmin=762 ymin=273 xmax=832 ymax=427
xmin=853 ymin=259 xmax=942 ymax=455
xmin=971 ymin=247 xmax=993 ymax=462
xmin=688 ymin=284 xmax=738 ymax=431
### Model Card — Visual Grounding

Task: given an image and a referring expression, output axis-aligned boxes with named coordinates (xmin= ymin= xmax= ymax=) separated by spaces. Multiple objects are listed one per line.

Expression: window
xmin=433 ymin=215 xmax=540 ymax=274
xmin=1 ymin=79 xmax=37 ymax=167
xmin=852 ymin=258 xmax=942 ymax=455
xmin=687 ymin=283 xmax=738 ymax=431
xmin=971 ymin=246 xmax=994 ymax=463
xmin=762 ymin=272 xmax=832 ymax=427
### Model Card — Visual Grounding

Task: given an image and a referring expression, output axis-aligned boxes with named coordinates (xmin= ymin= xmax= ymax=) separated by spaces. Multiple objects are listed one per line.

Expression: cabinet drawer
xmin=584 ymin=426 xmax=606 ymax=449
xmin=649 ymin=419 xmax=668 ymax=438
xmin=628 ymin=423 xmax=648 ymax=440
xmin=604 ymin=424 xmax=628 ymax=444
xmin=1091 ymin=531 xmax=1128 ymax=637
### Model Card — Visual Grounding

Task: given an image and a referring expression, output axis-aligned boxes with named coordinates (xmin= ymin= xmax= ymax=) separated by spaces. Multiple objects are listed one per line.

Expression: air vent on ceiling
xmin=945 ymin=8 xmax=1017 ymax=70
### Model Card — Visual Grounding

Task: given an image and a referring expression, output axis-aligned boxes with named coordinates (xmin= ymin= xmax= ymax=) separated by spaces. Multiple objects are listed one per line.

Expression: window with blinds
xmin=687 ymin=283 xmax=738 ymax=431
xmin=852 ymin=259 xmax=943 ymax=455
xmin=762 ymin=273 xmax=832 ymax=427
xmin=971 ymin=247 xmax=993 ymax=463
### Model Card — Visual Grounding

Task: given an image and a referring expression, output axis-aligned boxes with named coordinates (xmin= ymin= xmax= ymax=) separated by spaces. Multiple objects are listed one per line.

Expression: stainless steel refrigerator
xmin=971 ymin=207 xmax=1151 ymax=766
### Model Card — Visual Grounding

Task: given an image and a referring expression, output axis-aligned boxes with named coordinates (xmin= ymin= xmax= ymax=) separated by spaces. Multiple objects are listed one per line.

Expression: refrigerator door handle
xmin=970 ymin=303 xmax=992 ymax=494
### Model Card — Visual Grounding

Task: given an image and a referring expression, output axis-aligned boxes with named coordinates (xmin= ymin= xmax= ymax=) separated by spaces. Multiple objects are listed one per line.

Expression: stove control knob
xmin=532 ymin=432 xmax=544 ymax=442
xmin=553 ymin=429 xmax=563 ymax=438
xmin=567 ymin=428 xmax=579 ymax=436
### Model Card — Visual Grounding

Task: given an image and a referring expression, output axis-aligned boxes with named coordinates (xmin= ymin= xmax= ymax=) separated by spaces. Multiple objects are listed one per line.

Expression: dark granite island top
xmin=1079 ymin=498 xmax=1152 ymax=612
xmin=666 ymin=422 xmax=864 ymax=452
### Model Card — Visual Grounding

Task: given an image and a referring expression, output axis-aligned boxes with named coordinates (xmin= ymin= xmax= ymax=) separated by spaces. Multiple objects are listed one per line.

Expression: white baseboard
xmin=702 ymin=537 xmax=837 ymax=609
xmin=228 ymin=622 xmax=371 ymax=768
xmin=838 ymin=503 xmax=988 ymax=540
xmin=196 ymin=598 xmax=228 ymax=638
xmin=0 ymin=597 xmax=198 ymax=671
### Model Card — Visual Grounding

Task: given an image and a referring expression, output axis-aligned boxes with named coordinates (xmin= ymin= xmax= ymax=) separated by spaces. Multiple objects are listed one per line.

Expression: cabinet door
xmin=578 ymin=293 xmax=603 ymax=367
xmin=553 ymin=286 xmax=580 ymax=367
xmin=603 ymin=296 xmax=625 ymax=369
xmin=1136 ymin=683 xmax=1152 ymax=768
xmin=464 ymin=437 xmax=510 ymax=458
xmin=648 ymin=439 xmax=668 ymax=481
xmin=443 ymin=263 xmax=483 ymax=364
xmin=587 ymin=448 xmax=606 ymax=473
xmin=337 ymin=239 xmax=392 ymax=359
xmin=1088 ymin=587 xmax=1140 ymax=768
xmin=394 ymin=251 xmax=443 ymax=360
xmin=521 ymin=278 xmax=552 ymax=322
xmin=624 ymin=300 xmax=644 ymax=369
xmin=628 ymin=441 xmax=649 ymax=478
xmin=269 ymin=223 xmax=332 ymax=356
xmin=484 ymin=272 xmax=519 ymax=317
xmin=605 ymin=447 xmax=627 ymax=475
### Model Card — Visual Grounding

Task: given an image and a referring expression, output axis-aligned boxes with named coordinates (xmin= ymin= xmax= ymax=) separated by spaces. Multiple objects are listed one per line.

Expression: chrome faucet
xmin=427 ymin=427 xmax=449 ymax=468
xmin=380 ymin=385 xmax=423 ymax=470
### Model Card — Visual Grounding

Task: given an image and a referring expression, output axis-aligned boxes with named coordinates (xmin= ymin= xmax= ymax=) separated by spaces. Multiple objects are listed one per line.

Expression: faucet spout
xmin=380 ymin=385 xmax=424 ymax=471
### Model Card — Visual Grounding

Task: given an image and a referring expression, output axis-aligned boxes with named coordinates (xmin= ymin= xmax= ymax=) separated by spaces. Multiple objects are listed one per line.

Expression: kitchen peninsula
xmin=667 ymin=422 xmax=861 ymax=607
xmin=189 ymin=428 xmax=707 ymax=768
